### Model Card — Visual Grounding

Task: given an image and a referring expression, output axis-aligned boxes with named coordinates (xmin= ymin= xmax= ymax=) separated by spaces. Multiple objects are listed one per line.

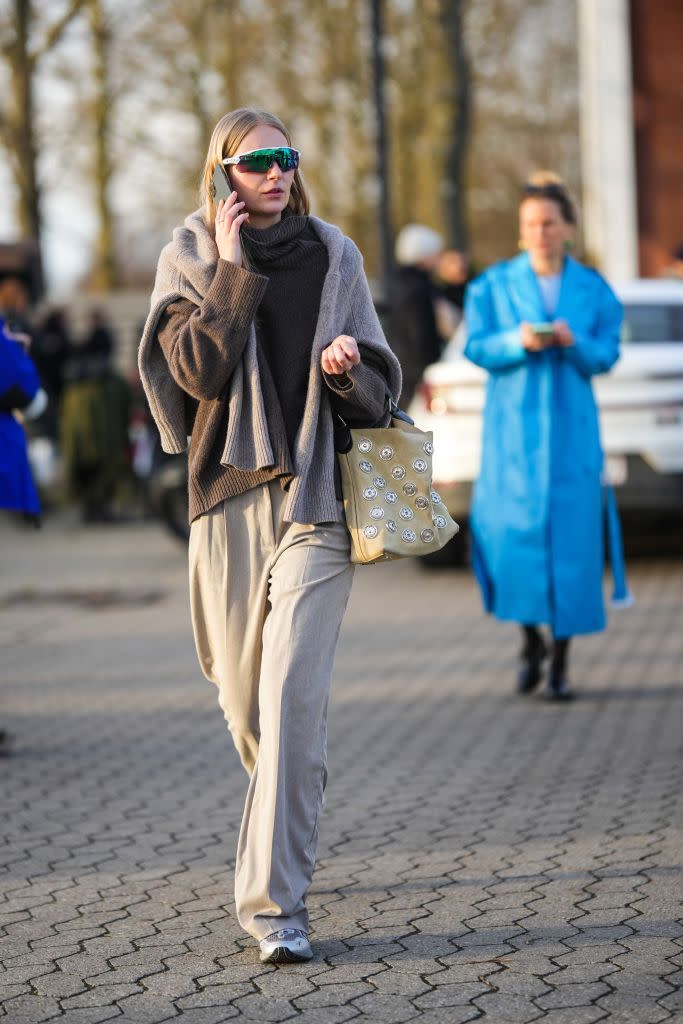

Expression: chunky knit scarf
xmin=138 ymin=208 xmax=402 ymax=525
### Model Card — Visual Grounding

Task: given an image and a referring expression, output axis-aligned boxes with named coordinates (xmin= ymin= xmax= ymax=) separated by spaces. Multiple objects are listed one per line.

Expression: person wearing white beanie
xmin=390 ymin=224 xmax=445 ymax=406
xmin=394 ymin=224 xmax=444 ymax=267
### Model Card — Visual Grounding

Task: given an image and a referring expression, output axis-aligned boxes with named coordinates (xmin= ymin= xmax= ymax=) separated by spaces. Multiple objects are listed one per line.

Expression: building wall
xmin=631 ymin=0 xmax=683 ymax=276
xmin=577 ymin=0 xmax=638 ymax=281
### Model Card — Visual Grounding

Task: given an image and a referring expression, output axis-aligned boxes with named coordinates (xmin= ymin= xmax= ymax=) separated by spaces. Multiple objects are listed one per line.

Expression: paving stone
xmin=175 ymin=985 xmax=255 ymax=1009
xmin=611 ymin=972 xmax=676 ymax=999
xmin=572 ymin=907 xmax=640 ymax=928
xmin=536 ymin=981 xmax=613 ymax=1009
xmin=553 ymin=942 xmax=628 ymax=966
xmin=486 ymin=971 xmax=553 ymax=998
xmin=440 ymin=943 xmax=518 ymax=964
xmin=31 ymin=969 xmax=89 ymax=998
xmin=0 ymin=984 xmax=30 ymax=1003
xmin=418 ymin=1013 xmax=482 ymax=1024
xmin=313 ymin=963 xmax=388 ymax=986
xmin=532 ymin=1011 xmax=606 ymax=1024
xmin=549 ymin=963 xmax=620 ymax=985
xmin=1 ymin=522 xmax=681 ymax=1024
xmin=596 ymin=991 xmax=672 ymax=1022
xmin=136 ymin=971 xmax=199 ymax=998
xmin=413 ymin=981 xmax=491 ymax=1008
xmin=166 ymin=1009 xmax=238 ymax=1024
xmin=471 ymin=992 xmax=544 ymax=1021
xmin=230 ymin=993 xmax=297 ymax=1021
xmin=253 ymin=970 xmax=318 ymax=1000
xmin=658 ymin=987 xmax=683 ymax=1012
xmin=27 ymin=1008 xmax=121 ymax=1024
xmin=0 ymin=963 xmax=56 ymax=986
xmin=274 ymin=1010 xmax=359 ymax=1024
xmin=108 ymin=996 xmax=182 ymax=1022
xmin=348 ymin=992 xmax=419 ymax=1021
xmin=0 ymin=994 xmax=63 ymax=1021
xmin=293 ymin=982 xmax=374 ymax=1008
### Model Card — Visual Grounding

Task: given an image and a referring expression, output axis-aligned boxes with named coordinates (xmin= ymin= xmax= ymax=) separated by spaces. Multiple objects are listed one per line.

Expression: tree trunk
xmin=11 ymin=0 xmax=41 ymax=244
xmin=212 ymin=0 xmax=241 ymax=122
xmin=88 ymin=0 xmax=118 ymax=289
xmin=1 ymin=0 xmax=83 ymax=271
xmin=186 ymin=3 xmax=212 ymax=155
xmin=370 ymin=0 xmax=392 ymax=305
xmin=439 ymin=0 xmax=471 ymax=250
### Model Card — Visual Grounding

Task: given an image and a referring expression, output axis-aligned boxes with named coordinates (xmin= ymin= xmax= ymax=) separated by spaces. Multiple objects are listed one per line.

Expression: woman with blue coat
xmin=0 ymin=317 xmax=47 ymax=522
xmin=464 ymin=172 xmax=629 ymax=700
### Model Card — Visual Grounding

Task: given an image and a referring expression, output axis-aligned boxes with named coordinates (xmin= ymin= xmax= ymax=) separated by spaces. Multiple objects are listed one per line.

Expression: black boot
xmin=545 ymin=637 xmax=573 ymax=701
xmin=517 ymin=625 xmax=547 ymax=694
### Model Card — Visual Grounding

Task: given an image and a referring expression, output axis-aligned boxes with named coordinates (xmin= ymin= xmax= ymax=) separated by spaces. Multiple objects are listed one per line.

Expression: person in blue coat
xmin=464 ymin=172 xmax=630 ymax=701
xmin=0 ymin=316 xmax=47 ymax=523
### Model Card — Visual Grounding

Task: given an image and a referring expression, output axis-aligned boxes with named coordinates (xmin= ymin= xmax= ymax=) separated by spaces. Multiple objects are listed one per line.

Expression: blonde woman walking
xmin=139 ymin=108 xmax=401 ymax=963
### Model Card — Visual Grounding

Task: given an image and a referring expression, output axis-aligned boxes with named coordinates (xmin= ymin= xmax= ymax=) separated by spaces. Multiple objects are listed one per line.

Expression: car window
xmin=621 ymin=303 xmax=683 ymax=343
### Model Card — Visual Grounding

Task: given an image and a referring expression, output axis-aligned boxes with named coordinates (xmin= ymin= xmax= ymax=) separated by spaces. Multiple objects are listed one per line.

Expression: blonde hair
xmin=201 ymin=108 xmax=310 ymax=227
xmin=521 ymin=170 xmax=576 ymax=225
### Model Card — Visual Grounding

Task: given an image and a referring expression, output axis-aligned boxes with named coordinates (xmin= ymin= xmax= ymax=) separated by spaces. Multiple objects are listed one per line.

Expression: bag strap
xmin=389 ymin=399 xmax=415 ymax=425
xmin=333 ymin=387 xmax=414 ymax=453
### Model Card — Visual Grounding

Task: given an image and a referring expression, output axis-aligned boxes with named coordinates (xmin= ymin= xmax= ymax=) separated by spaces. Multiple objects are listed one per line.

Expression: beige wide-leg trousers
xmin=188 ymin=481 xmax=354 ymax=940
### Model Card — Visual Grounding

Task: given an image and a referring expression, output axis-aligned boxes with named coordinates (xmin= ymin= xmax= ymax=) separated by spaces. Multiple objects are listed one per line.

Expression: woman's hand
xmin=215 ymin=193 xmax=249 ymax=265
xmin=520 ymin=322 xmax=547 ymax=351
xmin=552 ymin=319 xmax=574 ymax=347
xmin=321 ymin=335 xmax=361 ymax=375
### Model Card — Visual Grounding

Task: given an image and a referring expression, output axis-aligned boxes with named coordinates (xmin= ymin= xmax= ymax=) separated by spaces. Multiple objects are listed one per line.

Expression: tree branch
xmin=29 ymin=0 xmax=85 ymax=68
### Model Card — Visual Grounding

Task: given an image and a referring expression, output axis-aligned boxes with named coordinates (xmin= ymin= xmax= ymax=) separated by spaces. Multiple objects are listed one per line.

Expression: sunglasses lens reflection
xmin=239 ymin=148 xmax=299 ymax=172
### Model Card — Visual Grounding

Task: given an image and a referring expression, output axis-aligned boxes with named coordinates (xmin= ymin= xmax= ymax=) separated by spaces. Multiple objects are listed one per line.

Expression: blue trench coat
xmin=464 ymin=253 xmax=627 ymax=637
xmin=0 ymin=320 xmax=42 ymax=517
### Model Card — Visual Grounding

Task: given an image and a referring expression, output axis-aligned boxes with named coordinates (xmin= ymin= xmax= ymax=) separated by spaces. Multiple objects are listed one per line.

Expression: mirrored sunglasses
xmin=223 ymin=147 xmax=300 ymax=173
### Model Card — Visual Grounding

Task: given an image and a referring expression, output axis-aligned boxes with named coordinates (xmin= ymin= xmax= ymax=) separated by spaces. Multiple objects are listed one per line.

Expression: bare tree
xmin=439 ymin=0 xmax=471 ymax=249
xmin=86 ymin=0 xmax=118 ymax=288
xmin=0 ymin=0 xmax=84 ymax=249
xmin=0 ymin=0 xmax=579 ymax=292
xmin=465 ymin=0 xmax=579 ymax=265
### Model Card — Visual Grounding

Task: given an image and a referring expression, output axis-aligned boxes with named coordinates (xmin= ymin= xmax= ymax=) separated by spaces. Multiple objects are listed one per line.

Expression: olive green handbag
xmin=335 ymin=400 xmax=459 ymax=565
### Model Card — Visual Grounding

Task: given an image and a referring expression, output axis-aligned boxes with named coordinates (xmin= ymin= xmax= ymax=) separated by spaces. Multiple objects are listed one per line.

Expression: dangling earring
xmin=564 ymin=239 xmax=573 ymax=251
xmin=518 ymin=240 xmax=527 ymax=251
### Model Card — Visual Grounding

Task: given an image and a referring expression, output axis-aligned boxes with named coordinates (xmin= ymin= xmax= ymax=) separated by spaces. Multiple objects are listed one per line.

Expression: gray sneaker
xmin=259 ymin=928 xmax=313 ymax=964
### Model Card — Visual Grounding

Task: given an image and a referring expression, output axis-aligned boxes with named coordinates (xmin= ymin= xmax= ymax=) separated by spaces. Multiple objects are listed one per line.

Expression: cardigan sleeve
xmin=156 ymin=260 xmax=268 ymax=400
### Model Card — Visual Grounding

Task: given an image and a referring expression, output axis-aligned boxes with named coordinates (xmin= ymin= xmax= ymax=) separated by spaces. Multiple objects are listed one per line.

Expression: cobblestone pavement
xmin=1 ymin=517 xmax=681 ymax=1023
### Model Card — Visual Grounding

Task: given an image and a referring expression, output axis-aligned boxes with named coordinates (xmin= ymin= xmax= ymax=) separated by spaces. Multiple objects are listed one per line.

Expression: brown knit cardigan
xmin=138 ymin=208 xmax=402 ymax=525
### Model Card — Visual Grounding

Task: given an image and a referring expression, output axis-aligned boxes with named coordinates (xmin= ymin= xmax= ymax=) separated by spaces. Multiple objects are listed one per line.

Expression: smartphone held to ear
xmin=210 ymin=163 xmax=233 ymax=204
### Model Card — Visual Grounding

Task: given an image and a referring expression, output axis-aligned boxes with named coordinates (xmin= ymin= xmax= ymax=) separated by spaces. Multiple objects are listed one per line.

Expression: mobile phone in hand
xmin=210 ymin=163 xmax=233 ymax=204
xmin=531 ymin=322 xmax=555 ymax=345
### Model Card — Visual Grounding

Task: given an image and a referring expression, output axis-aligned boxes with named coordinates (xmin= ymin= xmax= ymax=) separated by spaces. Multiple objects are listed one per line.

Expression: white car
xmin=408 ymin=279 xmax=683 ymax=557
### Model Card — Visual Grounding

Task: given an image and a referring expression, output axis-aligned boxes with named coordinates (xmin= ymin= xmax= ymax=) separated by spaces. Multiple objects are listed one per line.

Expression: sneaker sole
xmin=260 ymin=945 xmax=313 ymax=964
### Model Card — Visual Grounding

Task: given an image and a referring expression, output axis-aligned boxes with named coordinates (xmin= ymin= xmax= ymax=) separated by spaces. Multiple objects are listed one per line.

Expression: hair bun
xmin=525 ymin=170 xmax=566 ymax=190
xmin=521 ymin=170 xmax=576 ymax=225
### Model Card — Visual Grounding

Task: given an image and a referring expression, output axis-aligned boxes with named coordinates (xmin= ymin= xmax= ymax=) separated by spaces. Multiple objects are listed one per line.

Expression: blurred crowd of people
xmin=0 ymin=269 xmax=135 ymax=526
xmin=1 ymin=233 xmax=473 ymax=532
